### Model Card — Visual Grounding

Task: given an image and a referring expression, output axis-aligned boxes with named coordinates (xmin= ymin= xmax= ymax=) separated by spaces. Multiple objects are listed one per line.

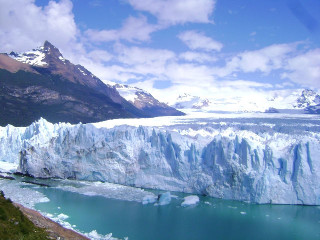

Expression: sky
xmin=0 ymin=0 xmax=320 ymax=103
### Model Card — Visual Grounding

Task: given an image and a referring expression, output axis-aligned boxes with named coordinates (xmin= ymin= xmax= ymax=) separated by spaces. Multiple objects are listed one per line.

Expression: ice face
xmin=0 ymin=114 xmax=320 ymax=205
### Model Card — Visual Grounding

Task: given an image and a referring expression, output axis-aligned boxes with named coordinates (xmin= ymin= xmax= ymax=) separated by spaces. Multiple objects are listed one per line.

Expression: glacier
xmin=0 ymin=113 xmax=320 ymax=205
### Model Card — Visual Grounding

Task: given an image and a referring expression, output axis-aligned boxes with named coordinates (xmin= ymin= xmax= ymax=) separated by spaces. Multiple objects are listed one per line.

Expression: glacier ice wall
xmin=0 ymin=116 xmax=320 ymax=205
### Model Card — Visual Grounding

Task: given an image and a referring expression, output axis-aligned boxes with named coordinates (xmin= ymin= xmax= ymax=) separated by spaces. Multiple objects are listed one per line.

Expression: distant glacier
xmin=0 ymin=112 xmax=320 ymax=205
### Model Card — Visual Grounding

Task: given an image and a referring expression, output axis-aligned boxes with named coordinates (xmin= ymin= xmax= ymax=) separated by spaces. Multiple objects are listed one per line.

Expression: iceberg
xmin=142 ymin=195 xmax=157 ymax=204
xmin=181 ymin=195 xmax=199 ymax=207
xmin=0 ymin=113 xmax=319 ymax=205
xmin=158 ymin=192 xmax=172 ymax=206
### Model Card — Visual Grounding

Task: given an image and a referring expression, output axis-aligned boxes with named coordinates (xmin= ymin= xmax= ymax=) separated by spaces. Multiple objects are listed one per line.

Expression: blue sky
xmin=0 ymin=0 xmax=320 ymax=102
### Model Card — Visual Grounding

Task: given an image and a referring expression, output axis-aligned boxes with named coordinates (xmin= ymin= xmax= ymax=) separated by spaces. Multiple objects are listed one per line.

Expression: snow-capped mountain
xmin=295 ymin=89 xmax=320 ymax=108
xmin=114 ymin=84 xmax=184 ymax=117
xmin=294 ymin=89 xmax=320 ymax=114
xmin=173 ymin=93 xmax=211 ymax=109
xmin=0 ymin=41 xmax=182 ymax=126
xmin=1 ymin=114 xmax=320 ymax=205
xmin=171 ymin=89 xmax=320 ymax=114
xmin=9 ymin=41 xmax=119 ymax=99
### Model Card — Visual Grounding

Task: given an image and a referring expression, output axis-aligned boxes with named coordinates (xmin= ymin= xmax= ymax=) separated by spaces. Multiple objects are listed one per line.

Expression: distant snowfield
xmin=92 ymin=110 xmax=320 ymax=129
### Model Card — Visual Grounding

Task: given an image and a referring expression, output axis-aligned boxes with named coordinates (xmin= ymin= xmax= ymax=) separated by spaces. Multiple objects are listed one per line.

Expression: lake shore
xmin=13 ymin=202 xmax=90 ymax=240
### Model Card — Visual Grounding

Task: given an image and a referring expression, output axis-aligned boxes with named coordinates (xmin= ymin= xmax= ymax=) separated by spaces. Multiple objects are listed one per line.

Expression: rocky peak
xmin=9 ymin=41 xmax=66 ymax=68
xmin=295 ymin=89 xmax=320 ymax=108
xmin=43 ymin=41 xmax=63 ymax=59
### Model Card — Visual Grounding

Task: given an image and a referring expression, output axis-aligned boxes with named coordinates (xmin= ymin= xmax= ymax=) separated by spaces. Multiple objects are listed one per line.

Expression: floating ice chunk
xmin=158 ymin=192 xmax=171 ymax=205
xmin=240 ymin=212 xmax=247 ymax=215
xmin=204 ymin=201 xmax=211 ymax=205
xmin=142 ymin=195 xmax=157 ymax=204
xmin=45 ymin=213 xmax=54 ymax=218
xmin=181 ymin=195 xmax=199 ymax=207
xmin=227 ymin=205 xmax=237 ymax=209
xmin=57 ymin=213 xmax=69 ymax=220
xmin=87 ymin=230 xmax=113 ymax=240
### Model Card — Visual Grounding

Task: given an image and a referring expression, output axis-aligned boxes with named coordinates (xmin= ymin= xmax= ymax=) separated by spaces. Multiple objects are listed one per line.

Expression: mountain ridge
xmin=0 ymin=41 xmax=183 ymax=126
xmin=170 ymin=89 xmax=320 ymax=114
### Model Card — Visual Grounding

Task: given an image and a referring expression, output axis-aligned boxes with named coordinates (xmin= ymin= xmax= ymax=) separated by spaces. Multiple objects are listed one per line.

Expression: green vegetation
xmin=0 ymin=190 xmax=50 ymax=240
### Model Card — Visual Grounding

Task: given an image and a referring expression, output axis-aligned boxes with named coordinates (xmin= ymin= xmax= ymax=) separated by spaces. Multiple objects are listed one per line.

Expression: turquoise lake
xmin=32 ymin=185 xmax=320 ymax=240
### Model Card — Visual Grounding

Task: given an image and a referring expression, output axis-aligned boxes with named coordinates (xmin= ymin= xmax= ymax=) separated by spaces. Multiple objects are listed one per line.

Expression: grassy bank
xmin=0 ymin=190 xmax=50 ymax=240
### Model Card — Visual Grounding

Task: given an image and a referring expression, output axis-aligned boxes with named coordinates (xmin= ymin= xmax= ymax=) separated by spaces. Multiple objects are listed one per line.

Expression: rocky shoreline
xmin=14 ymin=202 xmax=90 ymax=240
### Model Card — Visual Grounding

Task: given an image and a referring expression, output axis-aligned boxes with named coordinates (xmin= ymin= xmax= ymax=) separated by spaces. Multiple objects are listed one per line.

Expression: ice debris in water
xmin=181 ymin=195 xmax=200 ymax=207
xmin=158 ymin=192 xmax=172 ymax=205
xmin=142 ymin=195 xmax=157 ymax=204
xmin=86 ymin=230 xmax=124 ymax=240
xmin=55 ymin=180 xmax=156 ymax=203
xmin=57 ymin=213 xmax=69 ymax=220
xmin=0 ymin=179 xmax=49 ymax=209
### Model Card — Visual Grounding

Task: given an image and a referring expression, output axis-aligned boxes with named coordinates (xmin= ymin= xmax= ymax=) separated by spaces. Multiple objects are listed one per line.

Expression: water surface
xmin=34 ymin=186 xmax=320 ymax=240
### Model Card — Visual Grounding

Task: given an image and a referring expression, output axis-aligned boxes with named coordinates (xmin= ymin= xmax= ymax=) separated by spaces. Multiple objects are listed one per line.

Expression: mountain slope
xmin=0 ymin=54 xmax=37 ymax=74
xmin=0 ymin=41 xmax=183 ymax=126
xmin=1 ymin=42 xmax=140 ymax=126
xmin=0 ymin=68 xmax=133 ymax=126
xmin=9 ymin=41 xmax=124 ymax=104
xmin=115 ymin=84 xmax=184 ymax=117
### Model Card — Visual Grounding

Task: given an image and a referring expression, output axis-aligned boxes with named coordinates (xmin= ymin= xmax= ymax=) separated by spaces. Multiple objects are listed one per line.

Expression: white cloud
xmin=179 ymin=51 xmax=217 ymax=63
xmin=282 ymin=48 xmax=320 ymax=88
xmin=0 ymin=0 xmax=77 ymax=53
xmin=210 ymin=43 xmax=298 ymax=78
xmin=165 ymin=63 xmax=215 ymax=86
xmin=113 ymin=45 xmax=176 ymax=77
xmin=128 ymin=0 xmax=215 ymax=25
xmin=116 ymin=45 xmax=175 ymax=65
xmin=178 ymin=31 xmax=223 ymax=52
xmin=87 ymin=50 xmax=113 ymax=63
xmin=85 ymin=15 xmax=159 ymax=43
xmin=229 ymin=43 xmax=296 ymax=73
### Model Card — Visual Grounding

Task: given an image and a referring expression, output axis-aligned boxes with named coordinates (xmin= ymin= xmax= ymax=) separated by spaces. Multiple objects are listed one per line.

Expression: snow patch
xmin=10 ymin=48 xmax=48 ymax=67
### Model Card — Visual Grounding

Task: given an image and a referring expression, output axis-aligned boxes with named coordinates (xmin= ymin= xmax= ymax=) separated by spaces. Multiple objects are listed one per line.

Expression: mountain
xmin=0 ymin=41 xmax=182 ymax=126
xmin=294 ymin=89 xmax=320 ymax=108
xmin=294 ymin=89 xmax=320 ymax=114
xmin=172 ymin=93 xmax=211 ymax=110
xmin=9 ymin=41 xmax=125 ymax=104
xmin=171 ymin=89 xmax=320 ymax=113
xmin=114 ymin=84 xmax=184 ymax=117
